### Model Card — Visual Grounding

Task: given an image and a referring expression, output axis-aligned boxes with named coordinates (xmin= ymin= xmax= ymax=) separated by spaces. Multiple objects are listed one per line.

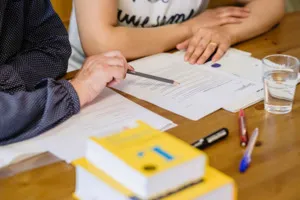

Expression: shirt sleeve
xmin=3 ymin=0 xmax=71 ymax=92
xmin=0 ymin=79 xmax=80 ymax=145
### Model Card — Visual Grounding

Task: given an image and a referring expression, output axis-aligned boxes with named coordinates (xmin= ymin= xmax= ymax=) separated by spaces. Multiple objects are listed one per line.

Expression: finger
xmin=107 ymin=79 xmax=121 ymax=87
xmin=128 ymin=65 xmax=135 ymax=71
xmin=107 ymin=65 xmax=127 ymax=80
xmin=218 ymin=7 xmax=250 ymax=18
xmin=104 ymin=57 xmax=125 ymax=67
xmin=226 ymin=6 xmax=250 ymax=13
xmin=176 ymin=39 xmax=190 ymax=50
xmin=220 ymin=17 xmax=243 ymax=25
xmin=185 ymin=35 xmax=201 ymax=62
xmin=188 ymin=36 xmax=210 ymax=64
xmin=103 ymin=50 xmax=123 ymax=58
xmin=103 ymin=50 xmax=130 ymax=72
xmin=212 ymin=44 xmax=229 ymax=62
xmin=188 ymin=39 xmax=207 ymax=64
xmin=196 ymin=42 xmax=218 ymax=64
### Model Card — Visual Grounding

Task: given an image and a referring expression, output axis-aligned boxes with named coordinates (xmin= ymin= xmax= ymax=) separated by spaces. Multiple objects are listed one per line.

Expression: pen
xmin=239 ymin=109 xmax=248 ymax=147
xmin=239 ymin=128 xmax=259 ymax=173
xmin=127 ymin=70 xmax=180 ymax=85
xmin=192 ymin=128 xmax=229 ymax=150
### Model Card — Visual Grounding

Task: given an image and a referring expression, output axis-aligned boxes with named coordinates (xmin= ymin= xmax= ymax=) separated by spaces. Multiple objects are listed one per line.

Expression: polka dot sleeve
xmin=0 ymin=0 xmax=71 ymax=92
xmin=0 ymin=78 xmax=80 ymax=145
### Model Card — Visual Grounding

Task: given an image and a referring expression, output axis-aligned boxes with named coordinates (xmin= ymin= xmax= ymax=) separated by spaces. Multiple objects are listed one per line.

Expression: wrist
xmin=179 ymin=21 xmax=194 ymax=39
xmin=220 ymin=26 xmax=239 ymax=45
xmin=70 ymin=79 xmax=89 ymax=108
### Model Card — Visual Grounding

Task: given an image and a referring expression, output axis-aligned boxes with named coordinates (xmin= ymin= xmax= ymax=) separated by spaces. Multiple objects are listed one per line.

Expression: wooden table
xmin=1 ymin=12 xmax=300 ymax=200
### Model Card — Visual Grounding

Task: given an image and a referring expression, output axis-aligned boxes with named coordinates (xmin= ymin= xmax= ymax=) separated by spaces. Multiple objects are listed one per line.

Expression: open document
xmin=173 ymin=50 xmax=264 ymax=112
xmin=0 ymin=88 xmax=175 ymax=167
xmin=113 ymin=53 xmax=262 ymax=120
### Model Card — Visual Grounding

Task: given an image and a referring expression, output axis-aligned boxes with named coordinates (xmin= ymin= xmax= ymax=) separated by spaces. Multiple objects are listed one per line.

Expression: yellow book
xmin=85 ymin=121 xmax=207 ymax=199
xmin=72 ymin=158 xmax=237 ymax=200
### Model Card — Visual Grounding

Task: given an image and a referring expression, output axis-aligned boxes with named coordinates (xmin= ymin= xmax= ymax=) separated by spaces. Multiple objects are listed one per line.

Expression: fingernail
xmin=197 ymin=60 xmax=203 ymax=65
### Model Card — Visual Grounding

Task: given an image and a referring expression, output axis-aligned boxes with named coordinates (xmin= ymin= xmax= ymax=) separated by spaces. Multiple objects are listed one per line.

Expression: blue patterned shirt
xmin=0 ymin=0 xmax=80 ymax=145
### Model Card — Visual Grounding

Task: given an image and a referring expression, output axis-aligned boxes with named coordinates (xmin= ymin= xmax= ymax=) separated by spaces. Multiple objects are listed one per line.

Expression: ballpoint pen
xmin=239 ymin=109 xmax=248 ymax=147
xmin=239 ymin=128 xmax=259 ymax=173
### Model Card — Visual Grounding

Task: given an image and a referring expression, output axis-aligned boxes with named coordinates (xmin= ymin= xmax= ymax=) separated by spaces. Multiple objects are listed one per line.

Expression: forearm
xmin=81 ymin=24 xmax=191 ymax=60
xmin=11 ymin=0 xmax=72 ymax=90
xmin=0 ymin=79 xmax=80 ymax=145
xmin=8 ymin=36 xmax=71 ymax=91
xmin=222 ymin=0 xmax=285 ymax=44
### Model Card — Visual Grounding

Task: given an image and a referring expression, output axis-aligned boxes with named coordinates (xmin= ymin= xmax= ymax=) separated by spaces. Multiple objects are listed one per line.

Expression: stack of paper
xmin=113 ymin=51 xmax=262 ymax=120
xmin=173 ymin=49 xmax=264 ymax=112
xmin=72 ymin=121 xmax=236 ymax=200
xmin=0 ymin=88 xmax=176 ymax=168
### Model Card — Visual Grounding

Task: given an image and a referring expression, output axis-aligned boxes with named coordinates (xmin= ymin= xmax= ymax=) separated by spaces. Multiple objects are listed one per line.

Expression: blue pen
xmin=239 ymin=128 xmax=259 ymax=173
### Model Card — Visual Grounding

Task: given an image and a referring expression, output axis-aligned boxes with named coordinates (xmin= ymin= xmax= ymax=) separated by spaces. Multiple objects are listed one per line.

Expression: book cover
xmin=89 ymin=121 xmax=206 ymax=177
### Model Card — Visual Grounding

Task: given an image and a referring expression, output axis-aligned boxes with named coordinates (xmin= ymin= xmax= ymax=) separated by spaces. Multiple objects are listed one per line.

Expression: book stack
xmin=72 ymin=121 xmax=237 ymax=200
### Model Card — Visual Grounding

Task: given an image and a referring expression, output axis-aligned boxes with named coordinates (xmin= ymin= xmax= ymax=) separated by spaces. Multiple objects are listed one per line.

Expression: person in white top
xmin=68 ymin=0 xmax=284 ymax=71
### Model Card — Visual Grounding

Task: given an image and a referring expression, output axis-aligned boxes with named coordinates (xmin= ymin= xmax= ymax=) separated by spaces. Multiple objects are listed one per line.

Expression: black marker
xmin=192 ymin=128 xmax=229 ymax=150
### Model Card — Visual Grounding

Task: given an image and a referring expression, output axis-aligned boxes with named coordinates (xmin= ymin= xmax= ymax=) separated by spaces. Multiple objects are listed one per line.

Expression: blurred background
xmin=50 ymin=0 xmax=300 ymax=29
xmin=286 ymin=0 xmax=300 ymax=12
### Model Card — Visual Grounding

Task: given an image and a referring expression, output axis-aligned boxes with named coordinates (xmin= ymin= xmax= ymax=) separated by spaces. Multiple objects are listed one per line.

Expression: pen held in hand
xmin=127 ymin=70 xmax=180 ymax=85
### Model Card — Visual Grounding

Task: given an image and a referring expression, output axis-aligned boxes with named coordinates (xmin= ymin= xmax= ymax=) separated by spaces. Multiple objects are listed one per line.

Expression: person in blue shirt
xmin=0 ymin=0 xmax=130 ymax=145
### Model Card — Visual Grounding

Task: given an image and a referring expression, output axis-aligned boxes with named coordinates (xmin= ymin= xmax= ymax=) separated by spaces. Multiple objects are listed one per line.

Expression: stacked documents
xmin=72 ymin=121 xmax=237 ymax=200
xmin=112 ymin=49 xmax=263 ymax=120
xmin=0 ymin=89 xmax=176 ymax=168
xmin=2 ymin=48 xmax=286 ymax=169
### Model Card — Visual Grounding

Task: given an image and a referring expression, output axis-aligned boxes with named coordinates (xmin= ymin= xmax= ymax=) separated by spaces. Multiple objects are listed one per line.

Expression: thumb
xmin=176 ymin=39 xmax=190 ymax=50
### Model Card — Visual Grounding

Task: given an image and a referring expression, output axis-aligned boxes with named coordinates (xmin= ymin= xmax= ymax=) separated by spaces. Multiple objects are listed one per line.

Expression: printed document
xmin=0 ymin=88 xmax=175 ymax=167
xmin=113 ymin=53 xmax=262 ymax=120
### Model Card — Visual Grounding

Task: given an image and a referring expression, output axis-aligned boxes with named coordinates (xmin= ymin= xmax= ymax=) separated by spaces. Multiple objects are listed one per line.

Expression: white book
xmin=85 ymin=122 xmax=207 ymax=199
xmin=72 ymin=158 xmax=236 ymax=200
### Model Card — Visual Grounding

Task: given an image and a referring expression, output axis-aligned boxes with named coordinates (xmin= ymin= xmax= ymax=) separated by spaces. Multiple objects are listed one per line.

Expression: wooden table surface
xmin=1 ymin=12 xmax=300 ymax=200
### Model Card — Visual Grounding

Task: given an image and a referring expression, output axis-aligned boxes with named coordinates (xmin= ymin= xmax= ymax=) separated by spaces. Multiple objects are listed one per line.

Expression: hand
xmin=176 ymin=27 xmax=233 ymax=65
xmin=184 ymin=6 xmax=250 ymax=31
xmin=70 ymin=51 xmax=133 ymax=107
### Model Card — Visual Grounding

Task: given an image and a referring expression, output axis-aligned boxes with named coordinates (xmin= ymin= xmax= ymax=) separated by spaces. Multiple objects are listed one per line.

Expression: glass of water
xmin=263 ymin=54 xmax=299 ymax=114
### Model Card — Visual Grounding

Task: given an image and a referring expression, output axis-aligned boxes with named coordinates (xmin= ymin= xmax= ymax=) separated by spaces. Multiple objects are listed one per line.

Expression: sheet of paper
xmin=0 ymin=88 xmax=176 ymax=167
xmin=218 ymin=53 xmax=300 ymax=112
xmin=113 ymin=53 xmax=262 ymax=120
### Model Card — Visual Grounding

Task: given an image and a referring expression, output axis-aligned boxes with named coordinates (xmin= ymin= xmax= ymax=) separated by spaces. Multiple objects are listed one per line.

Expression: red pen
xmin=239 ymin=109 xmax=248 ymax=147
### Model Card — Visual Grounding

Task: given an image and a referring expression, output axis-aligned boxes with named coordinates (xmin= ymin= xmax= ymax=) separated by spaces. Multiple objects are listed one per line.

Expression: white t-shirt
xmin=68 ymin=0 xmax=209 ymax=71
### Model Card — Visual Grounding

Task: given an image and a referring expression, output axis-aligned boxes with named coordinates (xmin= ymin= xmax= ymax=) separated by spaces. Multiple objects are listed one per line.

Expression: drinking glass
xmin=262 ymin=54 xmax=299 ymax=114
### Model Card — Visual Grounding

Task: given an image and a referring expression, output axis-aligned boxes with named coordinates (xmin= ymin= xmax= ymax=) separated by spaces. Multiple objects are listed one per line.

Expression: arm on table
xmin=74 ymin=0 xmax=249 ymax=60
xmin=0 ymin=79 xmax=80 ymax=145
xmin=6 ymin=0 xmax=71 ymax=92
xmin=0 ymin=51 xmax=130 ymax=146
xmin=74 ymin=0 xmax=190 ymax=60
xmin=224 ymin=0 xmax=285 ymax=44
xmin=178 ymin=0 xmax=285 ymax=64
